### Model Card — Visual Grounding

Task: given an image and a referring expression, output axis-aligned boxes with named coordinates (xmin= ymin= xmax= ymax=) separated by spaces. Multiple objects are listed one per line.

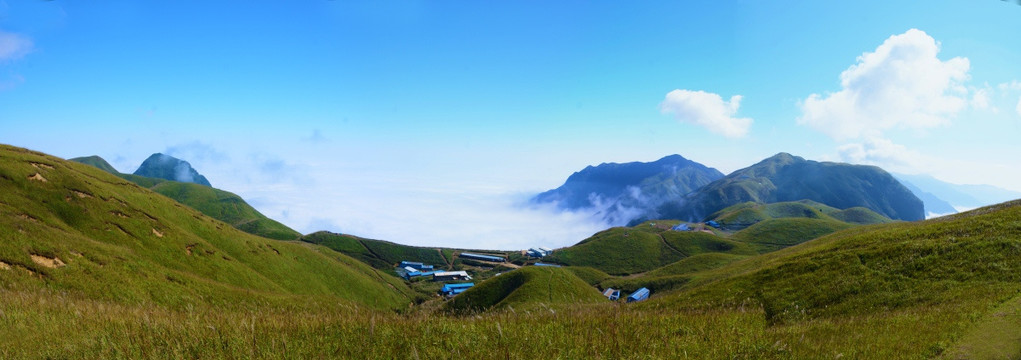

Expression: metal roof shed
xmin=627 ymin=288 xmax=650 ymax=302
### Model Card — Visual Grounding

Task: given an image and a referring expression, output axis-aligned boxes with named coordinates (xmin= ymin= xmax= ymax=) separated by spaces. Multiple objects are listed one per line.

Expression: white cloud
xmin=999 ymin=80 xmax=1021 ymax=92
xmin=1016 ymin=96 xmax=1021 ymax=118
xmin=836 ymin=137 xmax=928 ymax=173
xmin=0 ymin=30 xmax=33 ymax=61
xmin=799 ymin=29 xmax=970 ymax=140
xmin=660 ymin=89 xmax=752 ymax=138
xmin=971 ymin=87 xmax=991 ymax=111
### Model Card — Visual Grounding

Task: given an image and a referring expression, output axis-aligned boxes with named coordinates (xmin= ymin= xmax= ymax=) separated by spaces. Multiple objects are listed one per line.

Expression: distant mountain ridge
xmin=656 ymin=153 xmax=923 ymax=222
xmin=133 ymin=153 xmax=212 ymax=187
xmin=893 ymin=176 xmax=957 ymax=216
xmin=532 ymin=154 xmax=724 ymax=224
xmin=894 ymin=173 xmax=1021 ymax=211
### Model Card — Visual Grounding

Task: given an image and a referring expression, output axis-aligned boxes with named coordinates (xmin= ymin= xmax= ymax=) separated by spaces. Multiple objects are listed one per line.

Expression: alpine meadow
xmin=2 ymin=1 xmax=1021 ymax=359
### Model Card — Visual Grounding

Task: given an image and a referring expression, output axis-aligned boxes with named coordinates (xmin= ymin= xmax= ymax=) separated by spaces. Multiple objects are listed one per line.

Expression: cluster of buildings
xmin=397 ymin=249 xmax=653 ymax=304
xmin=601 ymin=287 xmax=650 ymax=302
xmin=399 ymin=260 xmax=472 ymax=281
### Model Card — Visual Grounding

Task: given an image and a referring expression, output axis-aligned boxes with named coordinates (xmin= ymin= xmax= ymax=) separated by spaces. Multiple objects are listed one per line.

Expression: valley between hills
xmin=2 ymin=143 xmax=1021 ymax=359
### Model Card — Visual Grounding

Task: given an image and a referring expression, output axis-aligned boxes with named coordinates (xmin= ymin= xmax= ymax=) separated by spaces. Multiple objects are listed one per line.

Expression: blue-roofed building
xmin=440 ymin=282 xmax=475 ymax=296
xmin=706 ymin=220 xmax=721 ymax=229
xmin=400 ymin=261 xmax=435 ymax=271
xmin=627 ymin=288 xmax=650 ymax=302
xmin=672 ymin=223 xmax=690 ymax=231
xmin=534 ymin=262 xmax=561 ymax=267
xmin=459 ymin=252 xmax=506 ymax=262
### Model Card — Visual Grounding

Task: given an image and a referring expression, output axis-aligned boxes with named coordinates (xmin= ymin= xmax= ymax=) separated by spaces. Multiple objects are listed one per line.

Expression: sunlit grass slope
xmin=544 ymin=222 xmax=755 ymax=275
xmin=444 ymin=266 xmax=606 ymax=314
xmin=731 ymin=217 xmax=855 ymax=252
xmin=2 ymin=145 xmax=412 ymax=310
xmin=70 ymin=155 xmax=301 ymax=240
xmin=709 ymin=200 xmax=891 ymax=230
xmin=643 ymin=200 xmax=1021 ymax=357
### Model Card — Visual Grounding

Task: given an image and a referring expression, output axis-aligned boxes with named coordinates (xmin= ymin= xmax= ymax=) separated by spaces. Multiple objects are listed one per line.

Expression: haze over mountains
xmin=894 ymin=173 xmax=1021 ymax=214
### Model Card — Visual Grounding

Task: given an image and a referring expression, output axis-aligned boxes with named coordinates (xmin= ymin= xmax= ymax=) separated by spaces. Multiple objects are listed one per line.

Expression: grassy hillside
xmin=640 ymin=200 xmax=1021 ymax=357
xmin=731 ymin=217 xmax=855 ymax=252
xmin=71 ymin=155 xmax=301 ymax=240
xmin=1 ymin=145 xmax=412 ymax=310
xmin=709 ymin=200 xmax=891 ymax=230
xmin=444 ymin=266 xmax=606 ymax=314
xmin=544 ymin=221 xmax=755 ymax=276
xmin=301 ymin=231 xmax=450 ymax=271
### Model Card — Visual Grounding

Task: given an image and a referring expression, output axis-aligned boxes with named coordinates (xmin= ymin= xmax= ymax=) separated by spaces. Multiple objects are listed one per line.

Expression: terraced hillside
xmin=70 ymin=155 xmax=301 ymax=240
xmin=1 ymin=145 xmax=413 ymax=309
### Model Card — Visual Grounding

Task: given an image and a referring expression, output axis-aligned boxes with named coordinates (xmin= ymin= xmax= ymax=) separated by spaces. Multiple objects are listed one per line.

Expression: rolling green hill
xmin=1 ymin=145 xmax=412 ymax=310
xmin=730 ymin=218 xmax=855 ymax=252
xmin=708 ymin=200 xmax=892 ymax=231
xmin=641 ymin=200 xmax=1021 ymax=357
xmin=301 ymin=231 xmax=451 ymax=270
xmin=444 ymin=266 xmax=606 ymax=314
xmin=70 ymin=155 xmax=301 ymax=240
xmin=543 ymin=222 xmax=756 ymax=275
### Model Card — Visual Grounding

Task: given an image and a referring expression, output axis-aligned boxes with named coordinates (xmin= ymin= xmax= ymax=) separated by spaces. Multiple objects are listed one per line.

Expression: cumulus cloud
xmin=799 ymin=29 xmax=970 ymax=140
xmin=836 ymin=137 xmax=927 ymax=172
xmin=0 ymin=30 xmax=33 ymax=61
xmin=660 ymin=89 xmax=752 ymax=138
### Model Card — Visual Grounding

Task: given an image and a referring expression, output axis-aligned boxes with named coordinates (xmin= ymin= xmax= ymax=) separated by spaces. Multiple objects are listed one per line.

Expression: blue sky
xmin=2 ymin=1 xmax=1020 ymax=249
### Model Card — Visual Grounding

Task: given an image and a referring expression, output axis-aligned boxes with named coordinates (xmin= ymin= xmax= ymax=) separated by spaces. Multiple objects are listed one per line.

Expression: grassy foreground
xmin=4 ymin=285 xmax=1005 ymax=359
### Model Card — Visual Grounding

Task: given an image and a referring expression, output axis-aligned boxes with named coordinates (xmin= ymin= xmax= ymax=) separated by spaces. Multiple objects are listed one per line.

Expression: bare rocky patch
xmin=152 ymin=228 xmax=164 ymax=238
xmin=30 ymin=162 xmax=54 ymax=170
xmin=0 ymin=261 xmax=11 ymax=270
xmin=27 ymin=173 xmax=47 ymax=182
xmin=30 ymin=254 xmax=65 ymax=268
xmin=72 ymin=190 xmax=93 ymax=199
